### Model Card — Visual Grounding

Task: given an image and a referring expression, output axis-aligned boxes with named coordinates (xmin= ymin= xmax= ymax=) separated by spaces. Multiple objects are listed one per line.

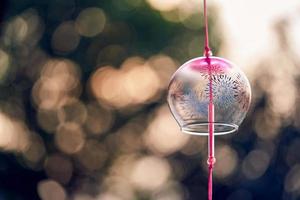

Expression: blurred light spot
xmin=181 ymin=137 xmax=206 ymax=155
xmin=0 ymin=113 xmax=14 ymax=149
xmin=242 ymin=149 xmax=270 ymax=180
xmin=148 ymin=55 xmax=177 ymax=90
xmin=254 ymin=110 xmax=281 ymax=140
xmin=114 ymin=121 xmax=143 ymax=153
xmin=102 ymin=176 xmax=135 ymax=200
xmin=161 ymin=10 xmax=182 ymax=23
xmin=41 ymin=59 xmax=80 ymax=92
xmin=32 ymin=77 xmax=66 ymax=110
xmin=44 ymin=154 xmax=73 ymax=184
xmin=52 ymin=21 xmax=80 ymax=54
xmin=97 ymin=193 xmax=122 ymax=200
xmin=182 ymin=13 xmax=203 ymax=30
xmin=0 ymin=50 xmax=10 ymax=82
xmin=151 ymin=182 xmax=184 ymax=200
xmin=84 ymin=103 xmax=114 ymax=135
xmin=32 ymin=59 xmax=81 ymax=109
xmin=55 ymin=122 xmax=85 ymax=154
xmin=268 ymin=78 xmax=296 ymax=119
xmin=108 ymin=154 xmax=138 ymax=180
xmin=0 ymin=113 xmax=30 ymax=152
xmin=3 ymin=9 xmax=43 ymax=47
xmin=4 ymin=16 xmax=28 ymax=46
xmin=37 ymin=109 xmax=60 ymax=133
xmin=37 ymin=180 xmax=66 ymax=200
xmin=22 ymin=133 xmax=46 ymax=168
xmin=289 ymin=15 xmax=300 ymax=59
xmin=214 ymin=145 xmax=238 ymax=178
xmin=76 ymin=139 xmax=107 ymax=171
xmin=76 ymin=7 xmax=106 ymax=37
xmin=90 ymin=66 xmax=130 ymax=108
xmin=147 ymin=0 xmax=183 ymax=11
xmin=144 ymin=105 xmax=190 ymax=156
xmin=73 ymin=194 xmax=94 ymax=200
xmin=58 ymin=98 xmax=87 ymax=124
xmin=124 ymin=63 xmax=160 ymax=104
xmin=285 ymin=164 xmax=300 ymax=193
xmin=130 ymin=156 xmax=171 ymax=191
xmin=90 ymin=58 xmax=161 ymax=109
xmin=21 ymin=9 xmax=44 ymax=43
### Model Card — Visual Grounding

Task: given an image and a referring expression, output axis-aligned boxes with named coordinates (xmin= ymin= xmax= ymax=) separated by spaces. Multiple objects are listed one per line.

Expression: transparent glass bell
xmin=167 ymin=56 xmax=251 ymax=135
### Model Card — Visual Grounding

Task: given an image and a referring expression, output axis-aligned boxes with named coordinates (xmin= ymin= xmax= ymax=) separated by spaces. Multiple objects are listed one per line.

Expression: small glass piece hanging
xmin=166 ymin=0 xmax=251 ymax=199
xmin=167 ymin=56 xmax=251 ymax=135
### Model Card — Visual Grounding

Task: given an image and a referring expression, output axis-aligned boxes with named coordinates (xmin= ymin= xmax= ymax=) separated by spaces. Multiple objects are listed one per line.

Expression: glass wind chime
xmin=167 ymin=0 xmax=251 ymax=199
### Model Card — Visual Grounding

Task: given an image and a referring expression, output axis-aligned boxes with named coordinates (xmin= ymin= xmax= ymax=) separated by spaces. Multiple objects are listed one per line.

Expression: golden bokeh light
xmin=37 ymin=108 xmax=60 ymax=133
xmin=254 ymin=110 xmax=281 ymax=140
xmin=214 ymin=145 xmax=238 ymax=179
xmin=0 ymin=49 xmax=10 ymax=82
xmin=108 ymin=154 xmax=138 ymax=181
xmin=124 ymin=63 xmax=160 ymax=104
xmin=76 ymin=139 xmax=107 ymax=171
xmin=51 ymin=21 xmax=80 ymax=54
xmin=148 ymin=54 xmax=177 ymax=90
xmin=84 ymin=103 xmax=114 ymax=135
xmin=73 ymin=194 xmax=95 ymax=200
xmin=4 ymin=9 xmax=45 ymax=47
xmin=41 ymin=59 xmax=80 ymax=92
xmin=242 ymin=149 xmax=271 ymax=180
xmin=44 ymin=154 xmax=73 ymax=184
xmin=0 ymin=113 xmax=30 ymax=152
xmin=144 ymin=105 xmax=190 ymax=156
xmin=146 ymin=0 xmax=183 ymax=11
xmin=101 ymin=176 xmax=135 ymax=200
xmin=37 ymin=179 xmax=67 ymax=200
xmin=90 ymin=66 xmax=130 ymax=108
xmin=58 ymin=98 xmax=87 ymax=125
xmin=97 ymin=193 xmax=122 ymax=200
xmin=75 ymin=7 xmax=106 ymax=37
xmin=90 ymin=59 xmax=161 ymax=109
xmin=130 ymin=156 xmax=171 ymax=191
xmin=55 ymin=122 xmax=85 ymax=155
xmin=22 ymin=133 xmax=46 ymax=168
xmin=4 ymin=16 xmax=28 ymax=45
xmin=181 ymin=136 xmax=206 ymax=155
xmin=114 ymin=121 xmax=144 ymax=154
xmin=32 ymin=59 xmax=81 ymax=110
xmin=152 ymin=182 xmax=184 ymax=200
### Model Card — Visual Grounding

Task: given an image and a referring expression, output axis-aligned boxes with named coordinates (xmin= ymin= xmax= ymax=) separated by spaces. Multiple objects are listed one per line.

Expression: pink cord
xmin=207 ymin=102 xmax=215 ymax=200
xmin=208 ymin=163 xmax=214 ymax=200
xmin=203 ymin=0 xmax=212 ymax=58
xmin=203 ymin=0 xmax=215 ymax=199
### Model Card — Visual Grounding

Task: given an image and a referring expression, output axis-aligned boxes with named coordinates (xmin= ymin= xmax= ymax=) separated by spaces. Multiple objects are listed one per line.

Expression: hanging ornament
xmin=167 ymin=0 xmax=251 ymax=199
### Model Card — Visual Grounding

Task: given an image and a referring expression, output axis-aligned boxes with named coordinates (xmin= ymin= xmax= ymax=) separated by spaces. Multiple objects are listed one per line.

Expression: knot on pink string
xmin=207 ymin=156 xmax=216 ymax=167
xmin=204 ymin=47 xmax=212 ymax=58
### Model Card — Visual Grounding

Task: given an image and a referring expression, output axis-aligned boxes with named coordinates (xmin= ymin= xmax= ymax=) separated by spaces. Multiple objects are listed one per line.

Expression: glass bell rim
xmin=181 ymin=122 xmax=239 ymax=136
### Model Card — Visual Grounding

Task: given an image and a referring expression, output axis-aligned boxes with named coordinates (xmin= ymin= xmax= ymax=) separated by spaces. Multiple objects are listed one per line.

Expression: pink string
xmin=207 ymin=102 xmax=215 ymax=200
xmin=203 ymin=0 xmax=215 ymax=199
xmin=203 ymin=0 xmax=212 ymax=58
xmin=208 ymin=163 xmax=213 ymax=200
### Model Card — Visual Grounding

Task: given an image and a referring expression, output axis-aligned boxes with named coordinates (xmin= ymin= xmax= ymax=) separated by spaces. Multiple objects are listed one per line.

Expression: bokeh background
xmin=0 ymin=0 xmax=300 ymax=199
